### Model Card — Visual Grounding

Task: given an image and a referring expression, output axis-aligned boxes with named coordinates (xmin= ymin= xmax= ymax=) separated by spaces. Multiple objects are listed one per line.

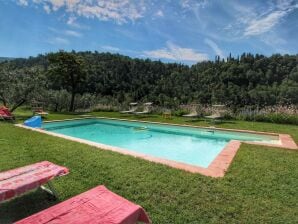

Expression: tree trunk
xmin=69 ymin=91 xmax=76 ymax=112
xmin=0 ymin=98 xmax=7 ymax=107
xmin=54 ymin=103 xmax=58 ymax=112
xmin=11 ymin=99 xmax=26 ymax=112
xmin=0 ymin=94 xmax=7 ymax=107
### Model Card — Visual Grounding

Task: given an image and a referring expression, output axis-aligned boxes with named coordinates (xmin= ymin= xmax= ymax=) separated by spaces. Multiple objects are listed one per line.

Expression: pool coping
xmin=15 ymin=117 xmax=297 ymax=178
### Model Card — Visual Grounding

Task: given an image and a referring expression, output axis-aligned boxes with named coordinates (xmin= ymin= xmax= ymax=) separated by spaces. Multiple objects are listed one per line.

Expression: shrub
xmin=173 ymin=109 xmax=188 ymax=116
xmin=235 ymin=105 xmax=298 ymax=125
xmin=254 ymin=113 xmax=298 ymax=125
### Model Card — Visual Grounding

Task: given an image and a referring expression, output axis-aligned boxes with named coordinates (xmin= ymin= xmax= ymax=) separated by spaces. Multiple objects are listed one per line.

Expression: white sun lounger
xmin=134 ymin=102 xmax=153 ymax=115
xmin=183 ymin=112 xmax=200 ymax=118
xmin=205 ymin=113 xmax=222 ymax=119
xmin=120 ymin=102 xmax=138 ymax=114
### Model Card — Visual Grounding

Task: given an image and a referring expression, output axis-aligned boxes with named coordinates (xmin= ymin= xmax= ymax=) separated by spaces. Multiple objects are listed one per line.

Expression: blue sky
xmin=0 ymin=0 xmax=297 ymax=64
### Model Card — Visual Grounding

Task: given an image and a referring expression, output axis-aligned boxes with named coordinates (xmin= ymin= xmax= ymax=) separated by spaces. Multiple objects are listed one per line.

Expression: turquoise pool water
xmin=43 ymin=118 xmax=279 ymax=168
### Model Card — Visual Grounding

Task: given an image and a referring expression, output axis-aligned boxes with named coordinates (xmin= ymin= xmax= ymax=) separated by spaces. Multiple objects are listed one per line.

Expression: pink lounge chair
xmin=0 ymin=161 xmax=69 ymax=202
xmin=0 ymin=106 xmax=14 ymax=120
xmin=15 ymin=185 xmax=151 ymax=224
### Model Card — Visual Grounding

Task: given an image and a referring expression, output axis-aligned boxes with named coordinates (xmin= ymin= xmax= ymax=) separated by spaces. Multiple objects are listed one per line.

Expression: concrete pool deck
xmin=15 ymin=117 xmax=297 ymax=178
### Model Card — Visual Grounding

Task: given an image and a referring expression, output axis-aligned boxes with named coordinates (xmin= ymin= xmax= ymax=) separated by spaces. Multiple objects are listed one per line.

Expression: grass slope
xmin=0 ymin=111 xmax=297 ymax=223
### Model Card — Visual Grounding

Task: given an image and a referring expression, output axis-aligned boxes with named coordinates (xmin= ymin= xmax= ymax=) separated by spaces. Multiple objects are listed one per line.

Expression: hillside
xmin=0 ymin=52 xmax=297 ymax=110
xmin=0 ymin=57 xmax=15 ymax=63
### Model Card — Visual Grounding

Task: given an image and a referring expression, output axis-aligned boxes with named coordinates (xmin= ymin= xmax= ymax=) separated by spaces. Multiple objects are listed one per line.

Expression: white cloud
xmin=228 ymin=0 xmax=298 ymax=37
xmin=101 ymin=45 xmax=120 ymax=52
xmin=43 ymin=4 xmax=51 ymax=14
xmin=65 ymin=17 xmax=88 ymax=30
xmin=76 ymin=1 xmax=145 ymax=24
xmin=180 ymin=0 xmax=209 ymax=10
xmin=47 ymin=37 xmax=69 ymax=45
xmin=17 ymin=0 xmax=28 ymax=6
xmin=244 ymin=10 xmax=288 ymax=36
xmin=46 ymin=27 xmax=82 ymax=45
xmin=67 ymin=16 xmax=76 ymax=26
xmin=65 ymin=30 xmax=82 ymax=37
xmin=144 ymin=42 xmax=208 ymax=62
xmin=66 ymin=16 xmax=86 ymax=29
xmin=48 ymin=27 xmax=82 ymax=37
xmin=204 ymin=38 xmax=224 ymax=58
xmin=47 ymin=0 xmax=65 ymax=11
xmin=261 ymin=33 xmax=286 ymax=46
xmin=155 ymin=10 xmax=164 ymax=17
xmin=18 ymin=0 xmax=146 ymax=24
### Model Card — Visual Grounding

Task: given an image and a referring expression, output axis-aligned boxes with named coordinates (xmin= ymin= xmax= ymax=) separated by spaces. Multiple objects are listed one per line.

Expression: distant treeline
xmin=0 ymin=51 xmax=297 ymax=112
xmin=0 ymin=57 xmax=15 ymax=63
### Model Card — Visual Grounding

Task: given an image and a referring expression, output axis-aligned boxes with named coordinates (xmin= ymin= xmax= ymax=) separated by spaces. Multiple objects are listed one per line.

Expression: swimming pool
xmin=42 ymin=118 xmax=280 ymax=170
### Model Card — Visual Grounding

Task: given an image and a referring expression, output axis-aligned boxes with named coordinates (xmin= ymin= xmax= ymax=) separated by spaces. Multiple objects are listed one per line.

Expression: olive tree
xmin=47 ymin=51 xmax=87 ymax=112
xmin=0 ymin=67 xmax=45 ymax=111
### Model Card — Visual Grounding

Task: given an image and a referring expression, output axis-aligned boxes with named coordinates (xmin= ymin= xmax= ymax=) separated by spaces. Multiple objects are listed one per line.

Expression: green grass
xmin=0 ymin=111 xmax=298 ymax=223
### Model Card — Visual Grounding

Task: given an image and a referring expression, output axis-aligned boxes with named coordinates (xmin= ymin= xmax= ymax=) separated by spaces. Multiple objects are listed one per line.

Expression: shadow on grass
xmin=0 ymin=189 xmax=59 ymax=223
xmin=0 ymin=120 xmax=15 ymax=124
xmin=15 ymin=115 xmax=31 ymax=121
xmin=183 ymin=118 xmax=204 ymax=123
xmin=118 ymin=114 xmax=135 ymax=118
xmin=137 ymin=114 xmax=158 ymax=118
xmin=207 ymin=120 xmax=236 ymax=125
xmin=118 ymin=114 xmax=158 ymax=119
xmin=51 ymin=112 xmax=86 ymax=116
xmin=221 ymin=120 xmax=236 ymax=124
xmin=184 ymin=118 xmax=236 ymax=125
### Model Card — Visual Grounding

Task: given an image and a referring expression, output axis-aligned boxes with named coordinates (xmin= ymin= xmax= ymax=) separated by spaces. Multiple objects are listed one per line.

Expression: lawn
xmin=0 ymin=111 xmax=297 ymax=223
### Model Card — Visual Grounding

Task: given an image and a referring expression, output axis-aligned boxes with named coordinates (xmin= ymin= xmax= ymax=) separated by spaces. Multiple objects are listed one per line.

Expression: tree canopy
xmin=47 ymin=51 xmax=87 ymax=111
xmin=0 ymin=51 xmax=297 ymax=111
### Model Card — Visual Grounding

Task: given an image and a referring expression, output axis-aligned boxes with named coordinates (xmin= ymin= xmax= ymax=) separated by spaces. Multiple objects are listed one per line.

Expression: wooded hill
xmin=0 ymin=51 xmax=297 ymax=111
xmin=0 ymin=57 xmax=15 ymax=63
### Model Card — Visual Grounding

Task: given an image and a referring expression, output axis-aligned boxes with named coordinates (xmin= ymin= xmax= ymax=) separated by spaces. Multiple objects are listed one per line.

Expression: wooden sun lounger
xmin=183 ymin=112 xmax=199 ymax=118
xmin=134 ymin=110 xmax=150 ymax=115
xmin=0 ymin=107 xmax=15 ymax=120
xmin=15 ymin=185 xmax=151 ymax=224
xmin=0 ymin=161 xmax=69 ymax=203
xmin=33 ymin=108 xmax=49 ymax=117
xmin=120 ymin=103 xmax=138 ymax=114
xmin=0 ymin=114 xmax=14 ymax=120
xmin=205 ymin=114 xmax=222 ymax=119
xmin=205 ymin=113 xmax=223 ymax=124
xmin=134 ymin=102 xmax=152 ymax=115
xmin=120 ymin=109 xmax=137 ymax=114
